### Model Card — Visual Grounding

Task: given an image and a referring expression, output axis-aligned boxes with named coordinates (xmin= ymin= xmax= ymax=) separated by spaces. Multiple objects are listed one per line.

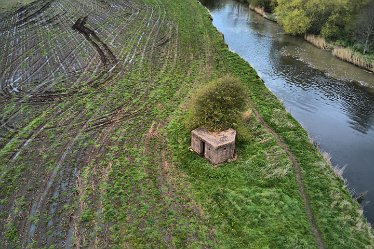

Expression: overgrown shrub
xmin=186 ymin=76 xmax=249 ymax=132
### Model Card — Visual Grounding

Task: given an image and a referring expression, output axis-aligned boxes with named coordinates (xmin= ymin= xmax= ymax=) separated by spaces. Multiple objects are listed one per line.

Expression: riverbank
xmin=305 ymin=34 xmax=374 ymax=73
xmin=248 ymin=4 xmax=374 ymax=73
xmin=0 ymin=0 xmax=373 ymax=247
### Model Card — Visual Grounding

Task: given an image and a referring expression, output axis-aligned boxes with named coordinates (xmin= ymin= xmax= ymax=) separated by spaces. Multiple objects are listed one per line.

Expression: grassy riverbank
xmin=0 ymin=0 xmax=373 ymax=248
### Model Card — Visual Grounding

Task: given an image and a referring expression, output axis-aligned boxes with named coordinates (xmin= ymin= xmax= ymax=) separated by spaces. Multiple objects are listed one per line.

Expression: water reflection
xmin=199 ymin=0 xmax=225 ymax=10
xmin=269 ymin=39 xmax=374 ymax=134
xmin=203 ymin=0 xmax=374 ymax=223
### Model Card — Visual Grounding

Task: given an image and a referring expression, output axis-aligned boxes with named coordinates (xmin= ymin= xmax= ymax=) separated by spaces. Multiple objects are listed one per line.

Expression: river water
xmin=200 ymin=0 xmax=374 ymax=224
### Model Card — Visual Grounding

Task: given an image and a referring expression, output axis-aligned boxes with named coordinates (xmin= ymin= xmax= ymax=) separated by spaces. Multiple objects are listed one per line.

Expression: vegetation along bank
xmin=0 ymin=0 xmax=373 ymax=248
xmin=246 ymin=0 xmax=374 ymax=72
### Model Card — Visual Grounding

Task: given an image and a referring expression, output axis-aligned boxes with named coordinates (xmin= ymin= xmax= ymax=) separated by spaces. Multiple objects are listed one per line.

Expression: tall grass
xmin=332 ymin=46 xmax=374 ymax=72
xmin=249 ymin=4 xmax=266 ymax=16
xmin=304 ymin=34 xmax=330 ymax=50
xmin=321 ymin=151 xmax=347 ymax=182
xmin=304 ymin=34 xmax=374 ymax=72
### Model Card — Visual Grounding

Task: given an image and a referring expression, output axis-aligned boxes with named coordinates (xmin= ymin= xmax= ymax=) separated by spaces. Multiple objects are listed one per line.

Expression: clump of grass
xmin=308 ymin=135 xmax=347 ymax=182
xmin=332 ymin=46 xmax=374 ymax=72
xmin=304 ymin=34 xmax=330 ymax=50
xmin=321 ymin=151 xmax=347 ymax=182
xmin=4 ymin=222 xmax=18 ymax=243
xmin=80 ymin=208 xmax=95 ymax=223
xmin=241 ymin=109 xmax=252 ymax=123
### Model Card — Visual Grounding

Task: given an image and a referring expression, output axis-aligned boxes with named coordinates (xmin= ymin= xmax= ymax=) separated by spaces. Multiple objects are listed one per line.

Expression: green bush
xmin=186 ymin=76 xmax=249 ymax=132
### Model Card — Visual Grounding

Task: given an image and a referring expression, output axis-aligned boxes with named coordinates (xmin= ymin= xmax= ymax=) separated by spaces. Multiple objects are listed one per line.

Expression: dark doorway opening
xmin=201 ymin=141 xmax=205 ymax=156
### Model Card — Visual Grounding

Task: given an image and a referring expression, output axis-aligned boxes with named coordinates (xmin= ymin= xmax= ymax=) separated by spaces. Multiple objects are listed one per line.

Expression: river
xmin=200 ymin=0 xmax=374 ymax=224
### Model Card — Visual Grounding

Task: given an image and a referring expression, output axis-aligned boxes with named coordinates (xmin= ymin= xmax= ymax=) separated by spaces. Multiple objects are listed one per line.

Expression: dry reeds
xmin=304 ymin=34 xmax=330 ymax=50
xmin=332 ymin=46 xmax=374 ymax=72
xmin=249 ymin=4 xmax=276 ymax=22
xmin=321 ymin=151 xmax=347 ymax=182
xmin=249 ymin=5 xmax=265 ymax=16
xmin=304 ymin=34 xmax=374 ymax=72
xmin=254 ymin=6 xmax=266 ymax=16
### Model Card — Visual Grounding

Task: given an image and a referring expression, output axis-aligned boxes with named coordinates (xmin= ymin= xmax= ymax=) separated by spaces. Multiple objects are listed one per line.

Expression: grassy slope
xmin=156 ymin=0 xmax=374 ymax=248
xmin=0 ymin=0 xmax=373 ymax=248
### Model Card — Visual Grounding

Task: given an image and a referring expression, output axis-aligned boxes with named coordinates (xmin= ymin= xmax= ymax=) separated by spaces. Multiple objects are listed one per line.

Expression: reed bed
xmin=249 ymin=4 xmax=276 ymax=22
xmin=304 ymin=34 xmax=330 ymax=50
xmin=332 ymin=46 xmax=374 ymax=72
xmin=304 ymin=34 xmax=374 ymax=72
xmin=250 ymin=5 xmax=266 ymax=16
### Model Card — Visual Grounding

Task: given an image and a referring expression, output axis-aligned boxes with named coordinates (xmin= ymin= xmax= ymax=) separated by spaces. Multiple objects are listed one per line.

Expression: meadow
xmin=0 ymin=0 xmax=373 ymax=248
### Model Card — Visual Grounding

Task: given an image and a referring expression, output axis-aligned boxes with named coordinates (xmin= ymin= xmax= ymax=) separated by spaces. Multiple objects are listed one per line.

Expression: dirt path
xmin=252 ymin=108 xmax=326 ymax=249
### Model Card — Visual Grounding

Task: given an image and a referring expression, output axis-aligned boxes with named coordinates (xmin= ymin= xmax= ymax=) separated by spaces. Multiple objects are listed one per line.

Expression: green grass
xmin=167 ymin=112 xmax=315 ymax=248
xmin=0 ymin=0 xmax=34 ymax=12
xmin=93 ymin=0 xmax=373 ymax=247
xmin=0 ymin=0 xmax=373 ymax=248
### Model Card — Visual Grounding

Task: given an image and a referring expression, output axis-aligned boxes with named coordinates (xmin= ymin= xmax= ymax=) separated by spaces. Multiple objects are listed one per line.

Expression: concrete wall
xmin=191 ymin=133 xmax=204 ymax=155
xmin=192 ymin=132 xmax=235 ymax=164
xmin=205 ymin=142 xmax=235 ymax=165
